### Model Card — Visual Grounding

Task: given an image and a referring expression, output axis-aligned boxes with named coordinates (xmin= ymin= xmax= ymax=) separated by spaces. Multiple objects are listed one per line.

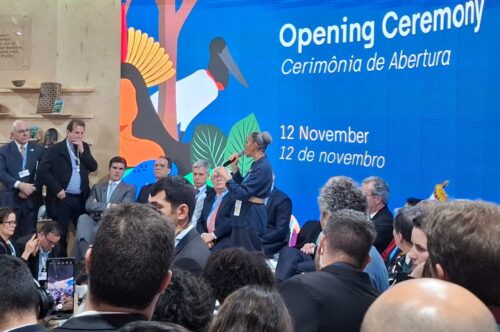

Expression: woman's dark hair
xmin=0 ymin=207 xmax=15 ymax=224
xmin=43 ymin=128 xmax=59 ymax=148
xmin=209 ymin=285 xmax=293 ymax=332
xmin=393 ymin=206 xmax=425 ymax=243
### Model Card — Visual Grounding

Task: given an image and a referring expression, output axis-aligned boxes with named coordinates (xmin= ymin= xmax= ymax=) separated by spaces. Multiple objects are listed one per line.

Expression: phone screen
xmin=46 ymin=258 xmax=75 ymax=317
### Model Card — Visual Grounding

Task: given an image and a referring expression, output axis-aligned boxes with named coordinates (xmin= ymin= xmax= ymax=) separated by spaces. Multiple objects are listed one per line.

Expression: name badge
xmin=233 ymin=200 xmax=242 ymax=216
xmin=18 ymin=169 xmax=30 ymax=178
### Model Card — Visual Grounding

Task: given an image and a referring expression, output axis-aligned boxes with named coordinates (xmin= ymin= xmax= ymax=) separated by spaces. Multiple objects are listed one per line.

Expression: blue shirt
xmin=65 ymin=139 xmax=81 ymax=194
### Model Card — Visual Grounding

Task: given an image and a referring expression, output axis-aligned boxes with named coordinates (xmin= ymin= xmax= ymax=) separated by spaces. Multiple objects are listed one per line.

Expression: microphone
xmin=222 ymin=151 xmax=244 ymax=167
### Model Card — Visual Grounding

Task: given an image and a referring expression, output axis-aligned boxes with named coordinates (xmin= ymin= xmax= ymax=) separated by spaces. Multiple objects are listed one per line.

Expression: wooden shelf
xmin=0 ymin=87 xmax=94 ymax=94
xmin=0 ymin=113 xmax=94 ymax=119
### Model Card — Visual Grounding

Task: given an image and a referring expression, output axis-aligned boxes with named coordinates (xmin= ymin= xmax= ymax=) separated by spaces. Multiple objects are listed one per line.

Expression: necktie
xmin=207 ymin=196 xmax=222 ymax=233
xmin=20 ymin=145 xmax=26 ymax=159
xmin=106 ymin=182 xmax=117 ymax=203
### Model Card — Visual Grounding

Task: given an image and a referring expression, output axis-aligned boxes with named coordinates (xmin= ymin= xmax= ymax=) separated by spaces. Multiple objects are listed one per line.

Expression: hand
xmin=18 ymin=182 xmax=36 ymax=196
xmin=300 ymin=242 xmax=317 ymax=255
xmin=201 ymin=233 xmax=216 ymax=245
xmin=214 ymin=167 xmax=231 ymax=181
xmin=229 ymin=152 xmax=241 ymax=166
xmin=56 ymin=189 xmax=66 ymax=200
xmin=73 ymin=140 xmax=84 ymax=153
xmin=410 ymin=262 xmax=426 ymax=278
xmin=22 ymin=234 xmax=39 ymax=260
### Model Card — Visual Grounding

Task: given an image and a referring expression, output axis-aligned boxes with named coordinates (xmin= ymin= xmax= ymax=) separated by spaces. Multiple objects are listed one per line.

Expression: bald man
xmin=361 ymin=278 xmax=497 ymax=332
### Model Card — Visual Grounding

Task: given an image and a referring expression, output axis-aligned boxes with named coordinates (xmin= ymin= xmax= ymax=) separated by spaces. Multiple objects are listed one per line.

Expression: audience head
xmin=154 ymin=156 xmax=172 ymax=180
xmin=153 ymin=268 xmax=215 ymax=332
xmin=211 ymin=171 xmax=228 ymax=194
xmin=0 ymin=207 xmax=16 ymax=241
xmin=407 ymin=207 xmax=429 ymax=268
xmin=192 ymin=160 xmax=210 ymax=189
xmin=119 ymin=321 xmax=190 ymax=332
xmin=202 ymin=248 xmax=275 ymax=304
xmin=108 ymin=156 xmax=127 ymax=182
xmin=209 ymin=285 xmax=293 ymax=332
xmin=0 ymin=255 xmax=41 ymax=330
xmin=246 ymin=131 xmax=272 ymax=156
xmin=425 ymin=200 xmax=500 ymax=307
xmin=393 ymin=206 xmax=423 ymax=254
xmin=361 ymin=278 xmax=498 ymax=332
xmin=317 ymin=176 xmax=367 ymax=227
xmin=149 ymin=176 xmax=196 ymax=229
xmin=317 ymin=209 xmax=376 ymax=270
xmin=11 ymin=120 xmax=30 ymax=145
xmin=43 ymin=128 xmax=59 ymax=148
xmin=37 ymin=220 xmax=62 ymax=252
xmin=66 ymin=119 xmax=86 ymax=144
xmin=86 ymin=204 xmax=175 ymax=318
xmin=361 ymin=176 xmax=390 ymax=214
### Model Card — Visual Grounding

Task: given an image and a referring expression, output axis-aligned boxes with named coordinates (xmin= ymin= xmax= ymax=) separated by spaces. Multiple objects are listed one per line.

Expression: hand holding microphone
xmin=222 ymin=151 xmax=244 ymax=167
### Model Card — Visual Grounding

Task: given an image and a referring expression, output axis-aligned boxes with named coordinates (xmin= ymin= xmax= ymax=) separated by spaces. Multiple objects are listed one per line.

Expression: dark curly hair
xmin=153 ymin=268 xmax=215 ymax=332
xmin=202 ymin=248 xmax=275 ymax=303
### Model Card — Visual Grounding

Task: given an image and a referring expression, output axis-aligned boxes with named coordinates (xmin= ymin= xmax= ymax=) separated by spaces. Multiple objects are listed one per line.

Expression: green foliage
xmin=191 ymin=125 xmax=228 ymax=168
xmin=224 ymin=113 xmax=260 ymax=175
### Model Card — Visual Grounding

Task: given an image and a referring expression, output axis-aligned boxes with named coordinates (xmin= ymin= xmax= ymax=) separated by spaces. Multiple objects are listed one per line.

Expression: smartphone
xmin=46 ymin=257 xmax=75 ymax=317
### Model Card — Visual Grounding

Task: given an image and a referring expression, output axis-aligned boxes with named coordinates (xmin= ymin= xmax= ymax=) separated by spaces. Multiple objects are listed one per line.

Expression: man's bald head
xmin=361 ymin=279 xmax=497 ymax=332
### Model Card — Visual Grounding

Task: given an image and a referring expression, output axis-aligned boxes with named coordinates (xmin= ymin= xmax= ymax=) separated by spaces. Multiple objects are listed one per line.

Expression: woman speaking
xmin=215 ymin=131 xmax=273 ymax=252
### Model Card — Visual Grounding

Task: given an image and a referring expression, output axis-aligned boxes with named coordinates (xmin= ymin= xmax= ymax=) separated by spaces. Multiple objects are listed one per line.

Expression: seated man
xmin=136 ymin=156 xmax=171 ymax=203
xmin=262 ymin=184 xmax=292 ymax=259
xmin=16 ymin=219 xmax=63 ymax=284
xmin=191 ymin=160 xmax=213 ymax=225
xmin=149 ymin=176 xmax=210 ymax=277
xmin=280 ymin=209 xmax=379 ymax=332
xmin=72 ymin=156 xmax=135 ymax=262
xmin=196 ymin=172 xmax=234 ymax=251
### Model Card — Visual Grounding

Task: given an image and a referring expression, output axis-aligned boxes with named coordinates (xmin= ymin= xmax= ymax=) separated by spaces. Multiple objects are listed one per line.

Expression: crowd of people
xmin=0 ymin=119 xmax=499 ymax=332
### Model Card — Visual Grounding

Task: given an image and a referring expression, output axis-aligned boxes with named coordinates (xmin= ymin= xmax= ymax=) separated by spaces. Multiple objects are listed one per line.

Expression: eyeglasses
xmin=15 ymin=129 xmax=30 ymax=134
xmin=154 ymin=164 xmax=168 ymax=169
xmin=3 ymin=221 xmax=17 ymax=226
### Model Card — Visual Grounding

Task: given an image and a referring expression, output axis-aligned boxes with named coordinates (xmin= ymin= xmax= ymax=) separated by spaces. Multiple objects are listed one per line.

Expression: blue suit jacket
xmin=196 ymin=190 xmax=234 ymax=251
xmin=262 ymin=187 xmax=292 ymax=257
xmin=0 ymin=141 xmax=44 ymax=208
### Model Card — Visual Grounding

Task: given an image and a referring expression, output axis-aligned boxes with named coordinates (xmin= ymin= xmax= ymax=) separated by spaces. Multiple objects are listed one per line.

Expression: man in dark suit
xmin=149 ymin=176 xmax=210 ymax=277
xmin=0 ymin=120 xmax=44 ymax=239
xmin=37 ymin=119 xmax=98 ymax=253
xmin=196 ymin=172 xmax=234 ymax=251
xmin=191 ymin=159 xmax=213 ymax=225
xmin=262 ymin=186 xmax=292 ymax=258
xmin=136 ymin=156 xmax=171 ymax=203
xmin=72 ymin=156 xmax=135 ymax=262
xmin=54 ymin=204 xmax=175 ymax=331
xmin=280 ymin=209 xmax=380 ymax=332
xmin=361 ymin=176 xmax=394 ymax=253
xmin=16 ymin=220 xmax=63 ymax=284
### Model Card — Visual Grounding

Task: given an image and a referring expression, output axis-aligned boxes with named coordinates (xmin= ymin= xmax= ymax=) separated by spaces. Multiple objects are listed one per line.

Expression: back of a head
xmin=209 ymin=285 xmax=293 ymax=332
xmin=202 ymin=248 xmax=275 ymax=303
xmin=424 ymin=200 xmax=500 ymax=307
xmin=119 ymin=321 xmax=190 ymax=332
xmin=0 ymin=255 xmax=39 ymax=322
xmin=362 ymin=176 xmax=390 ymax=204
xmin=361 ymin=278 xmax=498 ymax=332
xmin=153 ymin=268 xmax=215 ymax=332
xmin=318 ymin=176 xmax=367 ymax=214
xmin=89 ymin=204 xmax=175 ymax=310
xmin=393 ymin=206 xmax=424 ymax=243
xmin=322 ymin=209 xmax=376 ymax=268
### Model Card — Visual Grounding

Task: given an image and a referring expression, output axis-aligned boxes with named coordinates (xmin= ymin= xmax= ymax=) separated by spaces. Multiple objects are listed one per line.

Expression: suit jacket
xmin=0 ymin=141 xmax=44 ymax=209
xmin=16 ymin=233 xmax=63 ymax=280
xmin=0 ymin=237 xmax=16 ymax=256
xmin=262 ymin=187 xmax=292 ymax=257
xmin=37 ymin=139 xmax=98 ymax=200
xmin=136 ymin=183 xmax=154 ymax=203
xmin=279 ymin=262 xmax=380 ymax=332
xmin=196 ymin=190 xmax=234 ymax=251
xmin=173 ymin=227 xmax=210 ymax=277
xmin=372 ymin=205 xmax=394 ymax=253
xmin=86 ymin=181 xmax=136 ymax=218
xmin=54 ymin=313 xmax=147 ymax=331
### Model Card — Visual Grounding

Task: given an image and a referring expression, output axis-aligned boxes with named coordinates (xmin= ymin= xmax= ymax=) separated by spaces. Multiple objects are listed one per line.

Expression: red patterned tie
xmin=207 ymin=196 xmax=222 ymax=233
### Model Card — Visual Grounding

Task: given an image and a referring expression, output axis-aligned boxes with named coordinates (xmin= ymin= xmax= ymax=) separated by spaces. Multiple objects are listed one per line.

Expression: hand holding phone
xmin=46 ymin=257 xmax=75 ymax=318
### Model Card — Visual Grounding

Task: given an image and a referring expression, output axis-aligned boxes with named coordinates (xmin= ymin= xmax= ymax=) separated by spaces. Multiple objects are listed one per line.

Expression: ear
xmin=176 ymin=203 xmax=189 ymax=222
xmin=360 ymin=254 xmax=372 ymax=270
xmin=433 ymin=263 xmax=447 ymax=280
xmin=84 ymin=247 xmax=93 ymax=274
xmin=159 ymin=269 xmax=172 ymax=294
xmin=320 ymin=210 xmax=330 ymax=229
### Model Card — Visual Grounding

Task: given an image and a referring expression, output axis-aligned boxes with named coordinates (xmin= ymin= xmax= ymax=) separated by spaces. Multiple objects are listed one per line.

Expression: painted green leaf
xmin=191 ymin=125 xmax=228 ymax=168
xmin=225 ymin=113 xmax=260 ymax=175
